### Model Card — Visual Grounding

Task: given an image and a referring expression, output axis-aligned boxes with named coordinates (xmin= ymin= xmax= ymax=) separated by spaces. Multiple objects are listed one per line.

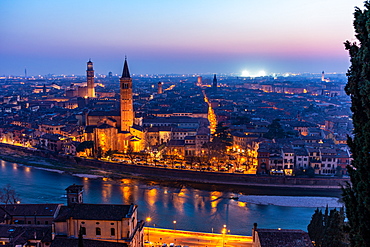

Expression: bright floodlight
xmin=241 ymin=70 xmax=266 ymax=77
xmin=241 ymin=70 xmax=249 ymax=77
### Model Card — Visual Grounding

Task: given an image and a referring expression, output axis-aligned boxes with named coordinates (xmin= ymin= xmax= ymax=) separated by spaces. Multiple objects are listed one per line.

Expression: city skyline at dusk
xmin=0 ymin=0 xmax=364 ymax=76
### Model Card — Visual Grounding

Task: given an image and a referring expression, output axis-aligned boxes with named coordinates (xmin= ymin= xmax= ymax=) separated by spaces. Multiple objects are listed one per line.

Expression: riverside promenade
xmin=144 ymin=227 xmax=252 ymax=247
xmin=0 ymin=143 xmax=348 ymax=194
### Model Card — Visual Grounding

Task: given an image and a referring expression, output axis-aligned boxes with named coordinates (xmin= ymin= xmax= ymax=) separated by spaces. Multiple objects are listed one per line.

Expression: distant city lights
xmin=241 ymin=70 xmax=266 ymax=77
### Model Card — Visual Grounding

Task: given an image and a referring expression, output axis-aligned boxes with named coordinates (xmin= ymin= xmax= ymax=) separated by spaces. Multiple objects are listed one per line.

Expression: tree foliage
xmin=343 ymin=2 xmax=370 ymax=246
xmin=265 ymin=119 xmax=286 ymax=139
xmin=308 ymin=208 xmax=324 ymax=246
xmin=0 ymin=184 xmax=20 ymax=204
xmin=76 ymin=141 xmax=94 ymax=156
xmin=308 ymin=207 xmax=347 ymax=247
xmin=78 ymin=226 xmax=84 ymax=247
xmin=213 ymin=122 xmax=232 ymax=146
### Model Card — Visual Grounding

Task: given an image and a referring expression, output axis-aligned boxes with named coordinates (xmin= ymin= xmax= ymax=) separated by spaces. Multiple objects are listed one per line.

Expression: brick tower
xmin=120 ymin=58 xmax=134 ymax=132
xmin=86 ymin=59 xmax=95 ymax=97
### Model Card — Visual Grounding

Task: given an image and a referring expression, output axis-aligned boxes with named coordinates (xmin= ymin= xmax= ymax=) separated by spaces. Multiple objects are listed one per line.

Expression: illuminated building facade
xmin=158 ymin=81 xmax=163 ymax=94
xmin=197 ymin=76 xmax=202 ymax=86
xmin=86 ymin=59 xmax=95 ymax=97
xmin=83 ymin=58 xmax=145 ymax=154
xmin=120 ymin=58 xmax=134 ymax=132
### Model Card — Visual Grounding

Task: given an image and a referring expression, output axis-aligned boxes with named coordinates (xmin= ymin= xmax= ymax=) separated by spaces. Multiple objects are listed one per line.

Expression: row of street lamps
xmin=146 ymin=217 xmax=228 ymax=246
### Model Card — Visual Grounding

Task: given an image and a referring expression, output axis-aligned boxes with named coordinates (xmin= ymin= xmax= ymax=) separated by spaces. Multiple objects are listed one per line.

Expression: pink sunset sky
xmin=0 ymin=0 xmax=364 ymax=76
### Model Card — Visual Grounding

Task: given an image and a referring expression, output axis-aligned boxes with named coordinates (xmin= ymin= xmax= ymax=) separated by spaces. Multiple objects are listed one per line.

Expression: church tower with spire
xmin=212 ymin=74 xmax=217 ymax=89
xmin=120 ymin=58 xmax=134 ymax=132
xmin=86 ymin=59 xmax=95 ymax=97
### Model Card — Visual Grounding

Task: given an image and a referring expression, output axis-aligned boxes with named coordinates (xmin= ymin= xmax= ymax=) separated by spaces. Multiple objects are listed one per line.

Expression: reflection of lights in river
xmin=146 ymin=189 xmax=157 ymax=207
xmin=101 ymin=183 xmax=112 ymax=202
xmin=120 ymin=186 xmax=131 ymax=203
xmin=173 ymin=188 xmax=187 ymax=214
xmin=121 ymin=179 xmax=132 ymax=184
xmin=210 ymin=191 xmax=222 ymax=209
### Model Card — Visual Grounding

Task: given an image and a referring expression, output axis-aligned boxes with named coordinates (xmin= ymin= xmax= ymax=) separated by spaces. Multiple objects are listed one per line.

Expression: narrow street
xmin=202 ymin=90 xmax=217 ymax=135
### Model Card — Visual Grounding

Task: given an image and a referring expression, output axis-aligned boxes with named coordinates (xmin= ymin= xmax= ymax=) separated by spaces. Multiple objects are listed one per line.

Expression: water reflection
xmin=101 ymin=183 xmax=112 ymax=203
xmin=0 ymin=160 xmax=330 ymax=235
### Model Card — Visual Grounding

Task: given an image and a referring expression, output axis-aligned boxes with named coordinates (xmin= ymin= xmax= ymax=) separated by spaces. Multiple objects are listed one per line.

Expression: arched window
xmin=96 ymin=227 xmax=101 ymax=236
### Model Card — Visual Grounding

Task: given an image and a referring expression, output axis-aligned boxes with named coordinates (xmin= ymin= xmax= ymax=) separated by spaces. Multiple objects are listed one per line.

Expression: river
xmin=0 ymin=160 xmax=343 ymax=235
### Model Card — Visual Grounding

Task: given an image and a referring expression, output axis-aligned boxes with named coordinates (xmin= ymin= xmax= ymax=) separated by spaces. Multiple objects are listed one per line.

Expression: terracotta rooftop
xmin=54 ymin=204 xmax=135 ymax=222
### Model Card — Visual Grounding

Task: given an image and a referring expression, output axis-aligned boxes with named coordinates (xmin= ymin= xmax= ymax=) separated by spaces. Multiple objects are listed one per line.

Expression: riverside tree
xmin=343 ymin=1 xmax=370 ymax=246
xmin=307 ymin=207 xmax=347 ymax=247
xmin=0 ymin=184 xmax=20 ymax=204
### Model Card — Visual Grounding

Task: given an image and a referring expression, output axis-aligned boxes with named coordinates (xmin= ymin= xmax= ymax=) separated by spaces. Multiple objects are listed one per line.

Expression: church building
xmin=84 ymin=58 xmax=145 ymax=154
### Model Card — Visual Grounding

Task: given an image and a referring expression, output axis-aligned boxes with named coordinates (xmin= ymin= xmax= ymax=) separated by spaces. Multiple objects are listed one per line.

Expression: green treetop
xmin=343 ymin=1 xmax=370 ymax=246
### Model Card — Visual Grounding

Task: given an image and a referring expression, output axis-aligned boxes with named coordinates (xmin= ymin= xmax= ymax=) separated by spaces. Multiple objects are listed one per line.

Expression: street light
xmin=222 ymin=225 xmax=227 ymax=247
xmin=146 ymin=217 xmax=151 ymax=242
xmin=173 ymin=220 xmax=177 ymax=230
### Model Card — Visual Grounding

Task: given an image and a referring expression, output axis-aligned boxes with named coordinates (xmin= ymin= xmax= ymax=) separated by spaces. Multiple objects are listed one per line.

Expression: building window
xmin=111 ymin=228 xmax=115 ymax=236
xmin=96 ymin=227 xmax=101 ymax=236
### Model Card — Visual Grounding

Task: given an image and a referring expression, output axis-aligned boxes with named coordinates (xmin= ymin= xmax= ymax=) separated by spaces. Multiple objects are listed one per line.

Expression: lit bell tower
xmin=86 ymin=59 xmax=95 ymax=97
xmin=120 ymin=58 xmax=134 ymax=132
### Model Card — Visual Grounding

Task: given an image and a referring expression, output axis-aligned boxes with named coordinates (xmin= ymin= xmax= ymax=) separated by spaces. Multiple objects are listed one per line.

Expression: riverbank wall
xmin=0 ymin=143 xmax=349 ymax=191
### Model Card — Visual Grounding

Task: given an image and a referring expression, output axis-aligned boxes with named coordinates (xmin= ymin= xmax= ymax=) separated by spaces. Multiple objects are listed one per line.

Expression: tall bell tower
xmin=120 ymin=58 xmax=134 ymax=132
xmin=86 ymin=59 xmax=95 ymax=97
xmin=212 ymin=74 xmax=217 ymax=89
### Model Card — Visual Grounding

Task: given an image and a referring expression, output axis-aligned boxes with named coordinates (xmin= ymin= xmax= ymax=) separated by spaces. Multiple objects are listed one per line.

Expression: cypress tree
xmin=322 ymin=209 xmax=346 ymax=247
xmin=78 ymin=227 xmax=84 ymax=247
xmin=308 ymin=208 xmax=324 ymax=246
xmin=343 ymin=1 xmax=370 ymax=246
xmin=308 ymin=207 xmax=348 ymax=247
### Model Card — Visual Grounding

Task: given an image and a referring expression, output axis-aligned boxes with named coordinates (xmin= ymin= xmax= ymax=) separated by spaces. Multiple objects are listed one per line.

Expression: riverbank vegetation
xmin=307 ymin=207 xmax=348 ymax=247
